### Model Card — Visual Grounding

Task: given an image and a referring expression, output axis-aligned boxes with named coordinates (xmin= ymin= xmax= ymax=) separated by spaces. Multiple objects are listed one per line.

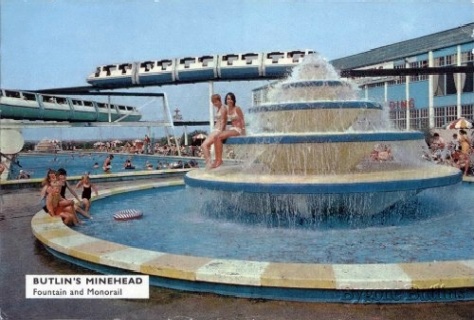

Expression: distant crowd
xmin=425 ymin=130 xmax=473 ymax=176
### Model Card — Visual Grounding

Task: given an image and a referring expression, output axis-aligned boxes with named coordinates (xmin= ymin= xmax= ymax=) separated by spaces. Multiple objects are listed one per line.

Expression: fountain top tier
xmin=247 ymin=54 xmax=382 ymax=134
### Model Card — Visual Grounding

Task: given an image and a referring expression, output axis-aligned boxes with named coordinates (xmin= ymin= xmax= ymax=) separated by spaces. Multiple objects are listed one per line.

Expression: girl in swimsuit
xmin=212 ymin=92 xmax=245 ymax=168
xmin=46 ymin=181 xmax=80 ymax=226
xmin=458 ymin=129 xmax=472 ymax=176
xmin=40 ymin=168 xmax=57 ymax=211
xmin=46 ymin=181 xmax=75 ymax=226
xmin=201 ymin=93 xmax=228 ymax=168
xmin=76 ymin=174 xmax=99 ymax=215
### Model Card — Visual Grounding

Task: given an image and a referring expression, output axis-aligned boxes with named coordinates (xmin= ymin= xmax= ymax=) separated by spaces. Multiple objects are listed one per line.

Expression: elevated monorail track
xmin=3 ymin=50 xmax=473 ymax=126
xmin=340 ymin=65 xmax=474 ymax=78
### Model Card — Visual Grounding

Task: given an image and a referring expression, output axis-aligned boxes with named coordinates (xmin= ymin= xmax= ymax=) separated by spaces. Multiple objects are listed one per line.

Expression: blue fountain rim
xmin=184 ymin=169 xmax=462 ymax=194
xmin=280 ymin=80 xmax=350 ymax=88
xmin=249 ymin=101 xmax=382 ymax=113
xmin=226 ymin=131 xmax=424 ymax=145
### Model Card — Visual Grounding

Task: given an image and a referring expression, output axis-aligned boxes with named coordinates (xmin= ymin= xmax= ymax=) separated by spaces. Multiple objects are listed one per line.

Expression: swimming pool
xmin=9 ymin=153 xmax=203 ymax=179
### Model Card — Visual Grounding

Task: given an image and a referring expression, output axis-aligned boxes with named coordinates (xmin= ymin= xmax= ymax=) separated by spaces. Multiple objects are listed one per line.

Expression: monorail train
xmin=86 ymin=50 xmax=315 ymax=88
xmin=0 ymin=89 xmax=141 ymax=122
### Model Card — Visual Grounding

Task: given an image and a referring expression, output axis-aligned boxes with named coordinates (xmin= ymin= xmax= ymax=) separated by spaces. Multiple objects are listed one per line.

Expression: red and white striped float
xmin=113 ymin=209 xmax=143 ymax=221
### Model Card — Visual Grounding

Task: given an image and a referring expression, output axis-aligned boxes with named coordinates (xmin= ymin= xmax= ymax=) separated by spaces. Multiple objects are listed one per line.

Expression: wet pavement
xmin=1 ymin=179 xmax=474 ymax=320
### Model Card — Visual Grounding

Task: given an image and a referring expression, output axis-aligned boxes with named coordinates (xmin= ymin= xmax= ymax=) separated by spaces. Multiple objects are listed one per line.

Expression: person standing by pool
xmin=202 ymin=94 xmax=228 ymax=168
xmin=103 ymin=154 xmax=114 ymax=172
xmin=212 ymin=92 xmax=246 ymax=168
xmin=458 ymin=129 xmax=472 ymax=175
xmin=76 ymin=174 xmax=99 ymax=215
xmin=144 ymin=134 xmax=151 ymax=154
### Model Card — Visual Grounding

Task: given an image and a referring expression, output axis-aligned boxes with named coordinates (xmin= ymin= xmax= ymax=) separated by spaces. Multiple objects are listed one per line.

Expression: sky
xmin=1 ymin=0 xmax=473 ymax=141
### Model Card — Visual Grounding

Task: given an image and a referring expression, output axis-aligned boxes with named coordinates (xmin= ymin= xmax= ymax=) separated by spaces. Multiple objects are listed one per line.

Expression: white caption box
xmin=26 ymin=275 xmax=149 ymax=299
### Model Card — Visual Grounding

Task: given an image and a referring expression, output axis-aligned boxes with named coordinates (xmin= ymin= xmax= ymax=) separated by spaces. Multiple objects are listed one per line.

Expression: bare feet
xmin=211 ymin=160 xmax=223 ymax=168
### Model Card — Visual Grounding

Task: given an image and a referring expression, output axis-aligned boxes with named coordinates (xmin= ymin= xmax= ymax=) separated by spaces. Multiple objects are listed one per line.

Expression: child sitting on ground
xmin=45 ymin=181 xmax=78 ymax=226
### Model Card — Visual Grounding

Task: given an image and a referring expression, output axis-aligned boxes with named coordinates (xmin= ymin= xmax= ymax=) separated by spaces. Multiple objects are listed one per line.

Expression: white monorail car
xmin=86 ymin=49 xmax=315 ymax=87
xmin=0 ymin=89 xmax=141 ymax=122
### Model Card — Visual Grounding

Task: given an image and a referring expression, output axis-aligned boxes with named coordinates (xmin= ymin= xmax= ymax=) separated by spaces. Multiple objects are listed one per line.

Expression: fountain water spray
xmin=185 ymin=53 xmax=461 ymax=219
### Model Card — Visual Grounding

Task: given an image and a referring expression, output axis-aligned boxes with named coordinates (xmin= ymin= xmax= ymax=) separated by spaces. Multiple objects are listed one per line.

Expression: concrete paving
xmin=1 ymin=179 xmax=474 ymax=320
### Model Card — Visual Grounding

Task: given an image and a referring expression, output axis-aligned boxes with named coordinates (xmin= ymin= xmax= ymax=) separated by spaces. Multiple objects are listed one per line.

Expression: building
xmin=34 ymin=139 xmax=61 ymax=152
xmin=330 ymin=22 xmax=474 ymax=130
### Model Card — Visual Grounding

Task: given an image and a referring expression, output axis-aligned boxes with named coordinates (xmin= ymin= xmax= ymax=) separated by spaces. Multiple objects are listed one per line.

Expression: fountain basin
xmin=31 ymin=179 xmax=474 ymax=303
xmin=185 ymin=165 xmax=462 ymax=216
xmin=226 ymin=131 xmax=424 ymax=174
xmin=249 ymin=101 xmax=381 ymax=133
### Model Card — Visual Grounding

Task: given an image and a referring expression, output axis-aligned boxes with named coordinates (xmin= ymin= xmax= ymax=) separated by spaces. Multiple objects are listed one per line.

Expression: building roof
xmin=330 ymin=22 xmax=474 ymax=70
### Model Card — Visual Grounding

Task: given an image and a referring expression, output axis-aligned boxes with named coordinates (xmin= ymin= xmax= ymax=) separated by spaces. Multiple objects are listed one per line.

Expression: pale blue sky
xmin=1 ymin=0 xmax=473 ymax=140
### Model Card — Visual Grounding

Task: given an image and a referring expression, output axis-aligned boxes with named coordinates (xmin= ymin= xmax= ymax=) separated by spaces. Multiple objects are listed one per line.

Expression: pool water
xmin=78 ymin=183 xmax=474 ymax=264
xmin=9 ymin=153 xmax=202 ymax=179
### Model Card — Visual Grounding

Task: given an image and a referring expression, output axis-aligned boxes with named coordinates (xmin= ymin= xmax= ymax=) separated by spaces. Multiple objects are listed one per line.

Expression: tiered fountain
xmin=185 ymin=54 xmax=461 ymax=219
xmin=32 ymin=53 xmax=473 ymax=304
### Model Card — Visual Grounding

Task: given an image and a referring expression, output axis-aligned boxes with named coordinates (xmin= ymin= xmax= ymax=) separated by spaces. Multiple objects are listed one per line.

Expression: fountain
xmin=185 ymin=54 xmax=461 ymax=218
xmin=32 ymin=53 xmax=474 ymax=304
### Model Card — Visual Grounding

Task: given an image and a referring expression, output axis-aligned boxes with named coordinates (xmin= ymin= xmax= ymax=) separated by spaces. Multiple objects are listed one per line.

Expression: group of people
xmin=41 ymin=168 xmax=98 ymax=226
xmin=202 ymin=92 xmax=245 ymax=169
xmin=123 ymin=158 xmax=198 ymax=170
xmin=429 ymin=130 xmax=472 ymax=175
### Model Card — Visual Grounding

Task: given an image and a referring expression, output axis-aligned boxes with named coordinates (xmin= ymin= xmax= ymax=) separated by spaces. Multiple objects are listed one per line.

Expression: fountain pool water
xmin=32 ymin=53 xmax=474 ymax=303
xmin=78 ymin=184 xmax=473 ymax=264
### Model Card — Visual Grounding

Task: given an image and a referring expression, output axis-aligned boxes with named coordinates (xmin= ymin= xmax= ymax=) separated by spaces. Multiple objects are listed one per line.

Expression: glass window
xmin=463 ymin=61 xmax=474 ymax=93
xmin=461 ymin=104 xmax=474 ymax=119
xmin=434 ymin=74 xmax=446 ymax=96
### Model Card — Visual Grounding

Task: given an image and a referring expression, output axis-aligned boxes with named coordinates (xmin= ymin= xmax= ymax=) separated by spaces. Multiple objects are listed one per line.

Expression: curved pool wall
xmin=31 ymin=179 xmax=474 ymax=303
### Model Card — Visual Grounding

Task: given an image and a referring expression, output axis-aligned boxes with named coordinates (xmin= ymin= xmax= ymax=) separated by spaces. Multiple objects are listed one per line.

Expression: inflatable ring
xmin=113 ymin=209 xmax=143 ymax=221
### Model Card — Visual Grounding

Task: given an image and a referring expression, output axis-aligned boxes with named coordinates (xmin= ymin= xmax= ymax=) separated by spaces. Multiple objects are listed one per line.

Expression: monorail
xmin=86 ymin=50 xmax=315 ymax=88
xmin=0 ymin=89 xmax=141 ymax=122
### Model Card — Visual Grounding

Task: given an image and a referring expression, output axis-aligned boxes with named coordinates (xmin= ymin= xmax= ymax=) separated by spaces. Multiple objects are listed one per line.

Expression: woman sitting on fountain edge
xmin=202 ymin=94 xmax=228 ymax=168
xmin=212 ymin=92 xmax=246 ymax=169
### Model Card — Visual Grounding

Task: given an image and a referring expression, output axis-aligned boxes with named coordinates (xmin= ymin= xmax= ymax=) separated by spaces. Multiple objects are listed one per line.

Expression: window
xmin=389 ymin=109 xmax=407 ymax=129
xmin=56 ymin=97 xmax=66 ymax=104
xmin=445 ymin=54 xmax=455 ymax=66
xmin=394 ymin=64 xmax=406 ymax=84
xmin=434 ymin=106 xmax=457 ymax=128
xmin=446 ymin=105 xmax=457 ymax=123
xmin=366 ymin=82 xmax=385 ymax=88
xmin=446 ymin=73 xmax=457 ymax=95
xmin=461 ymin=104 xmax=474 ymax=120
xmin=434 ymin=107 xmax=445 ymax=128
xmin=437 ymin=56 xmax=445 ymax=67
xmin=461 ymin=51 xmax=473 ymax=63
xmin=463 ymin=62 xmax=474 ymax=93
xmin=434 ymin=74 xmax=446 ymax=96
xmin=409 ymin=60 xmax=428 ymax=82
xmin=409 ymin=108 xmax=429 ymax=130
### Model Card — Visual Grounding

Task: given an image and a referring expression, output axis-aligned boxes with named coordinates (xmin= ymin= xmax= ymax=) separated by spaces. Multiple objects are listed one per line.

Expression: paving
xmin=1 ymin=178 xmax=474 ymax=320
